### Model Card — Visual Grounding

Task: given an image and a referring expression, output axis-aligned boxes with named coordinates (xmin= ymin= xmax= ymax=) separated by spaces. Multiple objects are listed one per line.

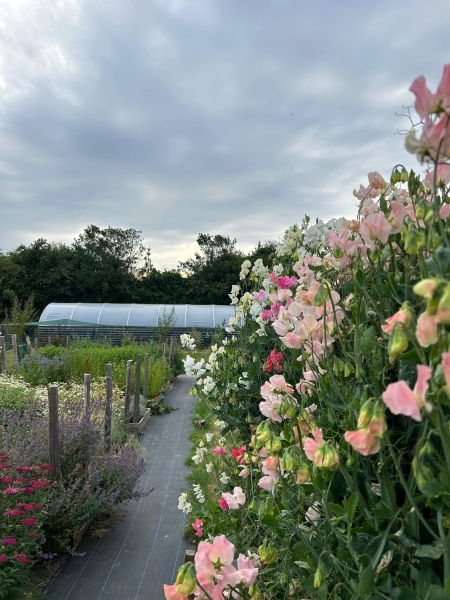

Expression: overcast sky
xmin=0 ymin=0 xmax=449 ymax=269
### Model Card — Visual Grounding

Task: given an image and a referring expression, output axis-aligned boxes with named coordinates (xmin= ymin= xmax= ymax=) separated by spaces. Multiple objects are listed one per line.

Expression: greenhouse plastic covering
xmin=39 ymin=303 xmax=237 ymax=329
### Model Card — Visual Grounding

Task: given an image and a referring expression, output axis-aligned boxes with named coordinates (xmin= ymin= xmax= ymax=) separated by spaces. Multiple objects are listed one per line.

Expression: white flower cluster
xmin=239 ymin=259 xmax=252 ymax=280
xmin=198 ymin=375 xmax=216 ymax=393
xmin=252 ymin=258 xmax=270 ymax=280
xmin=192 ymin=445 xmax=208 ymax=464
xmin=220 ymin=472 xmax=230 ymax=485
xmin=206 ymin=433 xmax=214 ymax=442
xmin=183 ymin=356 xmax=212 ymax=377
xmin=178 ymin=492 xmax=192 ymax=513
xmin=229 ymin=284 xmax=240 ymax=305
xmin=180 ymin=334 xmax=196 ymax=350
xmin=193 ymin=483 xmax=205 ymax=503
xmin=208 ymin=344 xmax=226 ymax=369
xmin=275 ymin=218 xmax=344 ymax=258
xmin=238 ymin=372 xmax=250 ymax=389
xmin=206 ymin=463 xmax=214 ymax=473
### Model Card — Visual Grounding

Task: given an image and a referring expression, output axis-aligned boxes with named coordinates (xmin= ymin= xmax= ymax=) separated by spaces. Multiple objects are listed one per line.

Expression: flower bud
xmin=404 ymin=226 xmax=426 ymax=255
xmin=249 ymin=584 xmax=263 ymax=600
xmin=315 ymin=444 xmax=339 ymax=469
xmin=265 ymin=433 xmax=282 ymax=453
xmin=332 ymin=247 xmax=344 ymax=259
xmin=258 ymin=542 xmax=278 ymax=565
xmin=296 ymin=461 xmax=310 ymax=484
xmin=415 ymin=201 xmax=427 ymax=220
xmin=413 ymin=278 xmax=440 ymax=299
xmin=400 ymin=167 xmax=409 ymax=183
xmin=436 ymin=283 xmax=450 ymax=325
xmin=368 ymin=403 xmax=387 ymax=437
xmin=174 ymin=562 xmax=197 ymax=596
xmin=357 ymin=399 xmax=373 ymax=430
xmin=424 ymin=208 xmax=435 ymax=224
xmin=281 ymin=449 xmax=298 ymax=472
xmin=314 ymin=562 xmax=325 ymax=588
xmin=388 ymin=327 xmax=408 ymax=361
xmin=255 ymin=422 xmax=271 ymax=446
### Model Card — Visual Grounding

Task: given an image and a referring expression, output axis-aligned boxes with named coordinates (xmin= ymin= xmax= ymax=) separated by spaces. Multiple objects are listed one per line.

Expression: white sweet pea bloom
xmin=206 ymin=433 xmax=214 ymax=442
xmin=220 ymin=472 xmax=230 ymax=485
xmin=206 ymin=463 xmax=214 ymax=473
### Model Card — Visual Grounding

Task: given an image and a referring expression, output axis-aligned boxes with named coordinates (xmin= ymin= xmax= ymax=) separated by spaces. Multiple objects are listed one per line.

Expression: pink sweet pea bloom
xmin=344 ymin=430 xmax=381 ymax=456
xmin=221 ymin=487 xmax=246 ymax=510
xmin=214 ymin=446 xmax=227 ymax=456
xmin=303 ymin=429 xmax=325 ymax=461
xmin=226 ymin=555 xmax=258 ymax=587
xmin=218 ymin=498 xmax=229 ymax=510
xmin=252 ymin=290 xmax=267 ymax=302
xmin=440 ymin=205 xmax=450 ymax=220
xmin=410 ymin=75 xmax=436 ymax=119
xmin=164 ymin=585 xmax=189 ymax=600
xmin=360 ymin=212 xmax=393 ymax=245
xmin=258 ymin=476 xmax=275 ymax=491
xmin=382 ymin=364 xmax=432 ymax=422
xmin=416 ymin=313 xmax=438 ymax=347
xmin=381 ymin=305 xmax=411 ymax=335
xmin=442 ymin=352 xmax=450 ymax=391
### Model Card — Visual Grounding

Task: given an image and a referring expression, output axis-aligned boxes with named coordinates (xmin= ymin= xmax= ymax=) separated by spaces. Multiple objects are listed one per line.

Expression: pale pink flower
xmin=410 ymin=75 xmax=436 ymax=119
xmin=221 ymin=487 xmax=246 ymax=510
xmin=258 ymin=476 xmax=275 ymax=491
xmin=238 ymin=467 xmax=249 ymax=478
xmin=389 ymin=200 xmax=408 ymax=233
xmin=344 ymin=430 xmax=381 ymax=456
xmin=252 ymin=290 xmax=267 ymax=302
xmin=416 ymin=313 xmax=438 ymax=347
xmin=226 ymin=555 xmax=258 ymax=587
xmin=303 ymin=428 xmax=325 ymax=461
xmin=442 ymin=352 xmax=450 ymax=390
xmin=382 ymin=364 xmax=432 ymax=421
xmin=381 ymin=305 xmax=411 ymax=335
xmin=360 ymin=212 xmax=393 ymax=245
xmin=440 ymin=205 xmax=450 ymax=220
xmin=214 ymin=446 xmax=227 ymax=456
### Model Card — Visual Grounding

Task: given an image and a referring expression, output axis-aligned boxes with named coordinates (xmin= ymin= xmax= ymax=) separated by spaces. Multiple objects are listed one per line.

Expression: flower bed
xmin=166 ymin=65 xmax=450 ymax=599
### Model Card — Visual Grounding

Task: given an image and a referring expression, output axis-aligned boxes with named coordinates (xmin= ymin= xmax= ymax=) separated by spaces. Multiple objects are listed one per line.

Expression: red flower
xmin=265 ymin=349 xmax=284 ymax=373
xmin=218 ymin=499 xmax=229 ymax=510
xmin=20 ymin=517 xmax=37 ymax=527
xmin=13 ymin=553 xmax=29 ymax=564
xmin=0 ymin=555 xmax=7 ymax=563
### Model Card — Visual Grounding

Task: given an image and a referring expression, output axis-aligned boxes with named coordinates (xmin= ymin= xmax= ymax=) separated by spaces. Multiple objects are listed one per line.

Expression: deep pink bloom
xmin=214 ymin=446 xmax=227 ymax=456
xmin=0 ymin=536 xmax=17 ymax=546
xmin=13 ymin=553 xmax=29 ymax=564
xmin=265 ymin=349 xmax=284 ymax=373
xmin=218 ymin=498 xmax=229 ymax=510
xmin=382 ymin=364 xmax=432 ymax=421
xmin=0 ymin=555 xmax=7 ymax=563
xmin=1 ymin=475 xmax=13 ymax=485
xmin=20 ymin=517 xmax=37 ymax=527
xmin=192 ymin=518 xmax=204 ymax=537
xmin=3 ymin=509 xmax=25 ymax=517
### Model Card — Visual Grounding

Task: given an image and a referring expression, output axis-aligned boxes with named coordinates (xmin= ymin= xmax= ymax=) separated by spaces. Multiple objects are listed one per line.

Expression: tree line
xmin=0 ymin=225 xmax=275 ymax=321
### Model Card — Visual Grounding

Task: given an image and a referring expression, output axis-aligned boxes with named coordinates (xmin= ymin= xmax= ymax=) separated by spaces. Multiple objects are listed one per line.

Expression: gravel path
xmin=45 ymin=375 xmax=196 ymax=600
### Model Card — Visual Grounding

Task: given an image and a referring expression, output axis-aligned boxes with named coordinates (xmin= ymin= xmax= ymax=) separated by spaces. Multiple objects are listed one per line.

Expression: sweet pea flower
xmin=382 ymin=364 xmax=432 ymax=421
xmin=258 ymin=475 xmax=275 ymax=492
xmin=218 ymin=498 xmax=229 ymax=510
xmin=442 ymin=352 xmax=450 ymax=391
xmin=416 ymin=313 xmax=438 ymax=347
xmin=344 ymin=430 xmax=381 ymax=456
xmin=360 ymin=212 xmax=393 ymax=245
xmin=226 ymin=554 xmax=258 ymax=587
xmin=214 ymin=446 xmax=227 ymax=456
xmin=221 ymin=487 xmax=246 ymax=509
xmin=303 ymin=429 xmax=325 ymax=461
xmin=381 ymin=303 xmax=412 ymax=335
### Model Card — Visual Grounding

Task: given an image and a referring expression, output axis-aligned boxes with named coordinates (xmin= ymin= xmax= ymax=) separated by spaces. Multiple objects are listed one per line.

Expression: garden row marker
xmin=11 ymin=333 xmax=18 ymax=365
xmin=124 ymin=359 xmax=133 ymax=425
xmin=48 ymin=386 xmax=62 ymax=482
xmin=143 ymin=352 xmax=150 ymax=400
xmin=105 ymin=364 xmax=113 ymax=453
xmin=170 ymin=337 xmax=174 ymax=366
xmin=84 ymin=373 xmax=91 ymax=418
xmin=0 ymin=336 xmax=5 ymax=372
xmin=25 ymin=335 xmax=32 ymax=354
xmin=133 ymin=353 xmax=142 ymax=423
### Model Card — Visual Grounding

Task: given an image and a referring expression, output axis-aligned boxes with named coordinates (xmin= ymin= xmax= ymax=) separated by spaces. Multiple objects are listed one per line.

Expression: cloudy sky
xmin=0 ymin=0 xmax=449 ymax=269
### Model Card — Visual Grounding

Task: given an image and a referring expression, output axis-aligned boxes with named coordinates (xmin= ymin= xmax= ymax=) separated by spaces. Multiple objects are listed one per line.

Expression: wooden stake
xmin=143 ymin=353 xmax=150 ymax=400
xmin=133 ymin=354 xmax=142 ymax=423
xmin=105 ymin=364 xmax=112 ymax=452
xmin=124 ymin=359 xmax=133 ymax=425
xmin=34 ymin=337 xmax=38 ymax=353
xmin=0 ymin=336 xmax=6 ymax=373
xmin=48 ymin=386 xmax=62 ymax=482
xmin=11 ymin=334 xmax=18 ymax=366
xmin=25 ymin=335 xmax=32 ymax=354
xmin=83 ymin=374 xmax=91 ymax=418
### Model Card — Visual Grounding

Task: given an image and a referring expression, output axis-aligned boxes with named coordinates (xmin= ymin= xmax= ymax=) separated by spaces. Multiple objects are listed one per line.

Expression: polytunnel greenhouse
xmin=35 ymin=303 xmax=237 ymax=345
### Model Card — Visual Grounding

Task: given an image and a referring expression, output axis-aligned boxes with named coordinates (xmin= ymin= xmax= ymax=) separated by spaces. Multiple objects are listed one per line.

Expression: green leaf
xmin=391 ymin=587 xmax=417 ymax=600
xmin=415 ymin=541 xmax=444 ymax=559
xmin=261 ymin=514 xmax=281 ymax=531
xmin=300 ymin=574 xmax=316 ymax=593
xmin=328 ymin=502 xmax=347 ymax=518
xmin=361 ymin=326 xmax=375 ymax=359
xmin=359 ymin=565 xmax=374 ymax=597
xmin=399 ymin=349 xmax=421 ymax=363
xmin=356 ymin=269 xmax=364 ymax=287
xmin=426 ymin=246 xmax=450 ymax=276
xmin=291 ymin=359 xmax=304 ymax=371
xmin=346 ymin=491 xmax=359 ymax=521
xmin=294 ymin=561 xmax=310 ymax=570
xmin=425 ymin=586 xmax=448 ymax=600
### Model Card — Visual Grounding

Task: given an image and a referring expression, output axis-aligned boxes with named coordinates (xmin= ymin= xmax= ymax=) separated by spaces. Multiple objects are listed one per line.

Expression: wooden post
xmin=48 ymin=335 xmax=52 ymax=347
xmin=105 ymin=364 xmax=112 ymax=452
xmin=25 ymin=335 xmax=32 ymax=354
xmin=133 ymin=354 xmax=142 ymax=423
xmin=11 ymin=334 xmax=18 ymax=366
xmin=163 ymin=342 xmax=166 ymax=363
xmin=34 ymin=337 xmax=38 ymax=353
xmin=170 ymin=337 xmax=174 ymax=367
xmin=66 ymin=335 xmax=69 ymax=348
xmin=124 ymin=359 xmax=133 ymax=425
xmin=143 ymin=353 xmax=150 ymax=400
xmin=48 ymin=386 xmax=62 ymax=482
xmin=83 ymin=374 xmax=91 ymax=417
xmin=0 ymin=336 xmax=6 ymax=373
